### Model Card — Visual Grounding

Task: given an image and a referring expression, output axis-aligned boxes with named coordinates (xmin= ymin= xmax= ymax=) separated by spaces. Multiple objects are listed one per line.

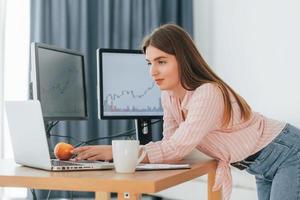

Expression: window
xmin=1 ymin=0 xmax=30 ymax=198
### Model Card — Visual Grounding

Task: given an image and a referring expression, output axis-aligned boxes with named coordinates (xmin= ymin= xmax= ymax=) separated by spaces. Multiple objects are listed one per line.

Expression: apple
xmin=54 ymin=142 xmax=74 ymax=160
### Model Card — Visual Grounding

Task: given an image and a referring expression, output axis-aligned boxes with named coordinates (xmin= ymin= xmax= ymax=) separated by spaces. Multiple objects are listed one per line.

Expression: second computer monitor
xmin=31 ymin=42 xmax=88 ymax=120
xmin=97 ymin=48 xmax=163 ymax=120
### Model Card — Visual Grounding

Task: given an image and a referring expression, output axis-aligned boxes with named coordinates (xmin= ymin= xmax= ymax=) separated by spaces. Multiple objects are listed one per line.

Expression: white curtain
xmin=0 ymin=0 xmax=6 ymax=198
xmin=0 ymin=0 xmax=7 ymax=159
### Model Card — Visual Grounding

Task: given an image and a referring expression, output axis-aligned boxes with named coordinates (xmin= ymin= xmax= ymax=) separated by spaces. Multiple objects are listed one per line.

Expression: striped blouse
xmin=144 ymin=83 xmax=286 ymax=200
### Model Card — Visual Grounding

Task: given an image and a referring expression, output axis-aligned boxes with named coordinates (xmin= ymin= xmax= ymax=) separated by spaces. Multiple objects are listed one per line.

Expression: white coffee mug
xmin=112 ymin=140 xmax=146 ymax=173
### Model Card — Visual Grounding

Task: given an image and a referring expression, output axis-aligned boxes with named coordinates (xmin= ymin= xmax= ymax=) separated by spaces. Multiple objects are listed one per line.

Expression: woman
xmin=72 ymin=24 xmax=300 ymax=200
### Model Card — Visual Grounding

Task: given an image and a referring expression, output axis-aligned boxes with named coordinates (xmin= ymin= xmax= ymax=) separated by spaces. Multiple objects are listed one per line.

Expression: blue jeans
xmin=246 ymin=124 xmax=300 ymax=200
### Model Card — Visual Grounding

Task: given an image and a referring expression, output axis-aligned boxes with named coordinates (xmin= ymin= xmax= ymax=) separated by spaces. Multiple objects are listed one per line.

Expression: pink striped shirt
xmin=144 ymin=83 xmax=286 ymax=200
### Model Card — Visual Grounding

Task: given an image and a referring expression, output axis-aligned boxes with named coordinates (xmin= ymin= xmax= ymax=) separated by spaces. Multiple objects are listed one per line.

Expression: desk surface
xmin=0 ymin=159 xmax=216 ymax=193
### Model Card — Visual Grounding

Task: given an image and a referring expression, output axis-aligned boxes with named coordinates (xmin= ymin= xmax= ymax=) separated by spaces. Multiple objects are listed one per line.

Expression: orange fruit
xmin=54 ymin=142 xmax=74 ymax=160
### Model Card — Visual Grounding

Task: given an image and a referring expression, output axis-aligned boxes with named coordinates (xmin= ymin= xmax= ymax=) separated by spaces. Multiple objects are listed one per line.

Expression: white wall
xmin=193 ymin=2 xmax=300 ymax=199
xmin=194 ymin=0 xmax=300 ymax=126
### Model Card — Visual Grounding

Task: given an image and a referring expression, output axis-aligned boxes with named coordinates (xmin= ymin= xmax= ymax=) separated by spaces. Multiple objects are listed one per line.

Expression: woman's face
xmin=145 ymin=45 xmax=181 ymax=91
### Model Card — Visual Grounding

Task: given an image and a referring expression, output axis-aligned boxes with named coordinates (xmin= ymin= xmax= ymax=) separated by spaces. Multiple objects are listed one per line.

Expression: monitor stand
xmin=44 ymin=120 xmax=57 ymax=158
xmin=135 ymin=119 xmax=152 ymax=145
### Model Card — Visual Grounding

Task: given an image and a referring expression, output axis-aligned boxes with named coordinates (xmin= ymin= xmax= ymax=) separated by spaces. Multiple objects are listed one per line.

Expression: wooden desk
xmin=0 ymin=159 xmax=221 ymax=200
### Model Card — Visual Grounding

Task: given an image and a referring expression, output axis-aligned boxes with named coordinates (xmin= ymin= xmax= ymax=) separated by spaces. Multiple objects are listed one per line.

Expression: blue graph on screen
xmin=104 ymin=82 xmax=162 ymax=113
xmin=41 ymin=66 xmax=79 ymax=96
xmin=40 ymin=65 xmax=85 ymax=115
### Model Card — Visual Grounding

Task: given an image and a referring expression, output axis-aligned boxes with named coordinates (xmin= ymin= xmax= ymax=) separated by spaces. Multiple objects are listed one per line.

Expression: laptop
xmin=5 ymin=100 xmax=114 ymax=171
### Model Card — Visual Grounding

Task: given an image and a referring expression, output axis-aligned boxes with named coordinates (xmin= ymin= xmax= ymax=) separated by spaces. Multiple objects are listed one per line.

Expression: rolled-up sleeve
xmin=145 ymin=84 xmax=224 ymax=163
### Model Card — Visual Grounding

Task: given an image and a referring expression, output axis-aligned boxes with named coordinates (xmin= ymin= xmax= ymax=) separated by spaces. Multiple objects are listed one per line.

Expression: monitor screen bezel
xmin=31 ymin=42 xmax=88 ymax=121
xmin=97 ymin=48 xmax=163 ymax=120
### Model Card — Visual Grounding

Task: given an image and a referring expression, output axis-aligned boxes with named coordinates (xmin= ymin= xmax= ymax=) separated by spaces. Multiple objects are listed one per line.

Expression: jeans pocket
xmin=248 ymin=142 xmax=292 ymax=180
xmin=255 ymin=145 xmax=274 ymax=162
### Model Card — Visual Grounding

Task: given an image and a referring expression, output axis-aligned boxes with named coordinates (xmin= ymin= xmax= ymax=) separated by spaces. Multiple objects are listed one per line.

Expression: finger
xmin=76 ymin=151 xmax=100 ymax=160
xmin=74 ymin=151 xmax=88 ymax=160
xmin=72 ymin=146 xmax=90 ymax=154
xmin=75 ymin=153 xmax=88 ymax=160
xmin=87 ymin=155 xmax=103 ymax=161
xmin=73 ymin=146 xmax=90 ymax=152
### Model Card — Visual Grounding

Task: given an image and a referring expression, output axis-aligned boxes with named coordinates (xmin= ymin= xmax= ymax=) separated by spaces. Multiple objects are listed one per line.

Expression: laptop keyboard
xmin=75 ymin=160 xmax=103 ymax=164
xmin=51 ymin=160 xmax=82 ymax=166
xmin=51 ymin=160 xmax=107 ymax=166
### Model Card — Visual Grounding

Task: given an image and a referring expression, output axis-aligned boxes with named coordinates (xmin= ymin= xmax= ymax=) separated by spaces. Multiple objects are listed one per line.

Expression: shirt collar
xmin=167 ymin=90 xmax=194 ymax=111
xmin=181 ymin=90 xmax=194 ymax=110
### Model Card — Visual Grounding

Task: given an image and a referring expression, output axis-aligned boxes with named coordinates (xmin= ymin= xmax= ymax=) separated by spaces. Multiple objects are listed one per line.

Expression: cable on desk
xmin=74 ymin=119 xmax=162 ymax=147
xmin=49 ymin=134 xmax=84 ymax=143
xmin=48 ymin=119 xmax=162 ymax=148
xmin=74 ymin=129 xmax=136 ymax=147
xmin=45 ymin=121 xmax=59 ymax=135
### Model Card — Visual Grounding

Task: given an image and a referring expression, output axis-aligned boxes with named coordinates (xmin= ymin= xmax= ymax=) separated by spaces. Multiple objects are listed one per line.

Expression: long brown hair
xmin=142 ymin=24 xmax=252 ymax=127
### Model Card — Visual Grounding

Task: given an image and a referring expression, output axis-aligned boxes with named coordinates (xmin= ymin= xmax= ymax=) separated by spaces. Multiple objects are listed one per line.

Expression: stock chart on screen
xmin=100 ymin=51 xmax=163 ymax=118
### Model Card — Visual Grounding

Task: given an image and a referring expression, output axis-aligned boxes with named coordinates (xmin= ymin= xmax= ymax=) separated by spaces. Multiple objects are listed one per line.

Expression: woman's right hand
xmin=71 ymin=145 xmax=113 ymax=161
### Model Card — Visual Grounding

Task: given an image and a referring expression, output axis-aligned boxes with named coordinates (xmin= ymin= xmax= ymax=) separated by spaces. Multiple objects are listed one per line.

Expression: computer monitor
xmin=97 ymin=48 xmax=163 ymax=143
xmin=31 ymin=42 xmax=88 ymax=121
